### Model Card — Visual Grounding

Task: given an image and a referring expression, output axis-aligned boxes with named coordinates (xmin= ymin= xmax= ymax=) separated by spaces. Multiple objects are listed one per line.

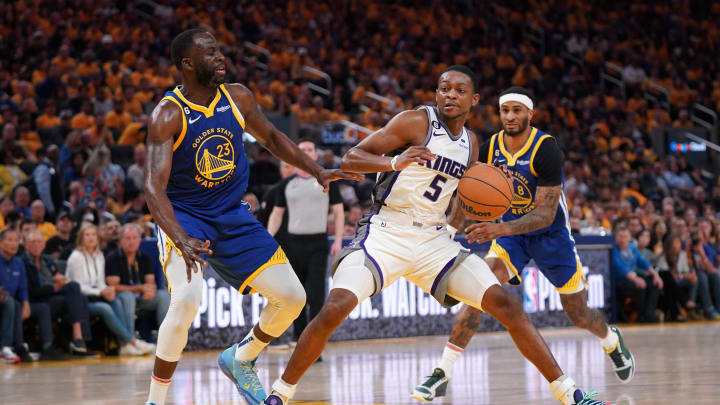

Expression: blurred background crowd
xmin=2 ymin=0 xmax=720 ymax=362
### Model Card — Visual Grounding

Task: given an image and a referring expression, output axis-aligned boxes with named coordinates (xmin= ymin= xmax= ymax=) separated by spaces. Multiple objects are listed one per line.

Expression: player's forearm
xmin=267 ymin=211 xmax=283 ymax=236
xmin=264 ymin=129 xmax=323 ymax=177
xmin=333 ymin=207 xmax=344 ymax=240
xmin=502 ymin=207 xmax=556 ymax=236
xmin=340 ymin=147 xmax=393 ymax=173
xmin=447 ymin=198 xmax=465 ymax=230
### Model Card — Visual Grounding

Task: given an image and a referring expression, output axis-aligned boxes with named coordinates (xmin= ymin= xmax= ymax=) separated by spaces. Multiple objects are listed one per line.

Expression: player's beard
xmin=504 ymin=117 xmax=529 ymax=136
xmin=197 ymin=63 xmax=224 ymax=87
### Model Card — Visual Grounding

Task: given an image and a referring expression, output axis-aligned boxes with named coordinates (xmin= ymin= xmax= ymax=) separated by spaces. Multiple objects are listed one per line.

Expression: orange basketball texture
xmin=457 ymin=163 xmax=513 ymax=221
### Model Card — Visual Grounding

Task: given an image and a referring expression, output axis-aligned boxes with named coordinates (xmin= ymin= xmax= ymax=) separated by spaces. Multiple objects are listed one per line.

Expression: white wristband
xmin=447 ymin=224 xmax=457 ymax=239
xmin=390 ymin=155 xmax=399 ymax=171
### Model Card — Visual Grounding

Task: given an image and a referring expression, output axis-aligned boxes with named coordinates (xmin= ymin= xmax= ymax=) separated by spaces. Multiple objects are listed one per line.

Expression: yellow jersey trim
xmin=161 ymin=96 xmax=187 ymax=152
xmin=487 ymin=133 xmax=498 ymax=164
xmin=486 ymin=240 xmax=522 ymax=283
xmin=556 ymin=258 xmax=587 ymax=294
xmin=172 ymin=86 xmax=221 ymax=118
xmin=237 ymin=246 xmax=288 ymax=294
xmin=498 ymin=127 xmax=538 ymax=166
xmin=219 ymin=84 xmax=246 ymax=130
xmin=529 ymin=134 xmax=553 ymax=177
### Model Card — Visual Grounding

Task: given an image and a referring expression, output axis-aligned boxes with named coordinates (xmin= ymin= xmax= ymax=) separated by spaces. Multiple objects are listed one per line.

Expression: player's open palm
xmin=395 ymin=146 xmax=436 ymax=170
xmin=177 ymin=238 xmax=213 ymax=282
xmin=316 ymin=169 xmax=365 ymax=192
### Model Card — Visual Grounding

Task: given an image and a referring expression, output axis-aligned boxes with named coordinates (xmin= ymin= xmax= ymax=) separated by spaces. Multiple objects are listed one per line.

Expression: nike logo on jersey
xmin=217 ymin=105 xmax=231 ymax=113
xmin=432 ymin=132 xmax=444 ymax=137
xmin=189 ymin=115 xmax=201 ymax=124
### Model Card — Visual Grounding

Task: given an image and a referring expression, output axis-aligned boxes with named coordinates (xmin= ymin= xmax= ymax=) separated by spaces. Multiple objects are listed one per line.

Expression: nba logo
xmin=522 ymin=267 xmax=539 ymax=313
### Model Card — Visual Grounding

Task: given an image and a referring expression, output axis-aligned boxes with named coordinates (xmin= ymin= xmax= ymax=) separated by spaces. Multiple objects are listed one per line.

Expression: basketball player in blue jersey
xmin=263 ymin=68 xmax=610 ymax=405
xmin=413 ymin=86 xmax=634 ymax=402
xmin=142 ymin=29 xmax=362 ymax=405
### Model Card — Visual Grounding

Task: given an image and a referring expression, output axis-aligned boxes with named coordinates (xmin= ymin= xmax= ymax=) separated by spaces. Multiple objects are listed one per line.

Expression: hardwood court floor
xmin=2 ymin=322 xmax=718 ymax=404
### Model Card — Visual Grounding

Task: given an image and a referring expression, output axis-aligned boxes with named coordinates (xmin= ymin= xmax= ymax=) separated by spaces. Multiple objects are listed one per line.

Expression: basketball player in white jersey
xmin=263 ymin=66 xmax=610 ymax=405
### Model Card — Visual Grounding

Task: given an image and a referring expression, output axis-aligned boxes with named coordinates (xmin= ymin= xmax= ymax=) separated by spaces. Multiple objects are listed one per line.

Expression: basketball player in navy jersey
xmin=142 ymin=29 xmax=362 ymax=405
xmin=264 ymin=68 xmax=610 ymax=405
xmin=413 ymin=86 xmax=634 ymax=402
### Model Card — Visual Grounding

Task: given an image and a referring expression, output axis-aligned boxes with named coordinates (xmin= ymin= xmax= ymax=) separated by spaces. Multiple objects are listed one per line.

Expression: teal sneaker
xmin=410 ymin=368 xmax=449 ymax=402
xmin=605 ymin=325 xmax=635 ymax=384
xmin=217 ymin=344 xmax=267 ymax=405
xmin=572 ymin=389 xmax=612 ymax=404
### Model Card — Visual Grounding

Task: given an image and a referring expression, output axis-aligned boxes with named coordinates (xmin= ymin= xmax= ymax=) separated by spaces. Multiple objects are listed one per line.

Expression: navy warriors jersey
xmin=372 ymin=106 xmax=472 ymax=224
xmin=485 ymin=127 xmax=568 ymax=236
xmin=158 ymin=85 xmax=281 ymax=288
xmin=162 ymin=84 xmax=249 ymax=214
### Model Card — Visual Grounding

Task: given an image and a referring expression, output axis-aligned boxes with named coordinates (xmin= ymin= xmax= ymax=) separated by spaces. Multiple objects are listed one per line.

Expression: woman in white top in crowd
xmin=66 ymin=223 xmax=154 ymax=356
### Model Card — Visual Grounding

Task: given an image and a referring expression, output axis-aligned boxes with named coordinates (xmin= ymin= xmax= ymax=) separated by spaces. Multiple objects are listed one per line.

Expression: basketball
xmin=457 ymin=163 xmax=514 ymax=221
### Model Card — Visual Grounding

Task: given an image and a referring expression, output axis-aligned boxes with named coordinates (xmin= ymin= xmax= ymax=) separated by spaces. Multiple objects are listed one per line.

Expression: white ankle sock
xmin=234 ymin=329 xmax=268 ymax=361
xmin=599 ymin=326 xmax=619 ymax=353
xmin=437 ymin=342 xmax=464 ymax=377
xmin=271 ymin=378 xmax=297 ymax=402
xmin=148 ymin=374 xmax=171 ymax=405
xmin=550 ymin=375 xmax=577 ymax=405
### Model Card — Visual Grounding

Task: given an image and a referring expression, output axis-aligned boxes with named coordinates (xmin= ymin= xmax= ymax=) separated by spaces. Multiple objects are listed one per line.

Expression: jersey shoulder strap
xmin=486 ymin=132 xmax=500 ymax=164
xmin=529 ymin=130 xmax=555 ymax=177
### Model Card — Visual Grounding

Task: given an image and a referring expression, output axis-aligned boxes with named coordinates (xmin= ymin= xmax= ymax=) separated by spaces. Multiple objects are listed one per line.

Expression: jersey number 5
xmin=423 ymin=175 xmax=447 ymax=202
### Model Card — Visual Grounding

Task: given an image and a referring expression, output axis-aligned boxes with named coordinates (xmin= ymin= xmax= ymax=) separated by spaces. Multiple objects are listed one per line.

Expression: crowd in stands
xmin=2 ymin=0 xmax=720 ymax=361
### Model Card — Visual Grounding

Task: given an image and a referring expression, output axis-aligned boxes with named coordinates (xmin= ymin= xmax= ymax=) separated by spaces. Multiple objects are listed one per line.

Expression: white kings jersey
xmin=371 ymin=106 xmax=472 ymax=224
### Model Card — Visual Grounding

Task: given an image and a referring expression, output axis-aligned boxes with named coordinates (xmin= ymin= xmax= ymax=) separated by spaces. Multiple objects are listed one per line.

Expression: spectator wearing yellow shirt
xmin=76 ymin=50 xmax=100 ymax=77
xmin=134 ymin=78 xmax=154 ymax=104
xmin=117 ymin=115 xmax=148 ymax=146
xmin=29 ymin=200 xmax=56 ymax=241
xmin=36 ymin=101 xmax=61 ymax=129
xmin=71 ymin=102 xmax=95 ymax=130
xmin=672 ymin=110 xmax=693 ymax=128
xmin=0 ymin=195 xmax=14 ymax=230
xmin=668 ymin=78 xmax=695 ymax=109
xmin=105 ymin=99 xmax=132 ymax=133
xmin=122 ymin=87 xmax=144 ymax=117
xmin=50 ymin=45 xmax=76 ymax=73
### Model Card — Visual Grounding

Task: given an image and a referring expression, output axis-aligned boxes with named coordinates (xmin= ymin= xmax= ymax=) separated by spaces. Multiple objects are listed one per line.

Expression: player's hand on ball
xmin=464 ymin=222 xmax=508 ymax=244
xmin=316 ymin=169 xmax=365 ymax=192
xmin=178 ymin=238 xmax=213 ymax=283
xmin=395 ymin=146 xmax=436 ymax=170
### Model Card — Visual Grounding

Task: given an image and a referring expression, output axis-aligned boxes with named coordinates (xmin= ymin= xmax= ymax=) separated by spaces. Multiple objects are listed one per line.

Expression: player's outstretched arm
xmin=341 ymin=109 xmax=436 ymax=173
xmin=145 ymin=100 xmax=212 ymax=282
xmin=225 ymin=83 xmax=363 ymax=190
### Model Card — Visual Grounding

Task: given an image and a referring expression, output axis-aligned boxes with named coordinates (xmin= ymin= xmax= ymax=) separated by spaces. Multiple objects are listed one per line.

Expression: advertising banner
xmin=171 ymin=236 xmax=613 ymax=350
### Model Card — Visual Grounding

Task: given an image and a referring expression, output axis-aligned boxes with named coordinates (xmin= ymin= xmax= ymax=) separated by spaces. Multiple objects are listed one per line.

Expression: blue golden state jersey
xmin=162 ymin=84 xmax=248 ymax=215
xmin=486 ymin=127 xmax=568 ymax=236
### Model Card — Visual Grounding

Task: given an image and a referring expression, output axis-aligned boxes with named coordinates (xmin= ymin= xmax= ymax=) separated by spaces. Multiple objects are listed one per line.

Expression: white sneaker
xmin=119 ymin=343 xmax=143 ymax=356
xmin=2 ymin=347 xmax=20 ymax=364
xmin=133 ymin=339 xmax=156 ymax=354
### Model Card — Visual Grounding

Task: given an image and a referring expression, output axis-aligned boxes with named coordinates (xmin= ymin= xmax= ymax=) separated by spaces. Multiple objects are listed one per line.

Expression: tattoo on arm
xmin=504 ymin=185 xmax=561 ymax=236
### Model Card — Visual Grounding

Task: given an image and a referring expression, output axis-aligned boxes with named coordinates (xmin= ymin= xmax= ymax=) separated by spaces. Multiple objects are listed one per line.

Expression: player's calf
xmin=266 ymin=288 xmax=359 ymax=404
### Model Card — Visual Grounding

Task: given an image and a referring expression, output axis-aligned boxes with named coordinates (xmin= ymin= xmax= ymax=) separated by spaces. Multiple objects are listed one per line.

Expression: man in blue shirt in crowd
xmin=0 ymin=228 xmax=30 ymax=363
xmin=612 ymin=224 xmax=663 ymax=323
xmin=0 ymin=228 xmax=67 ymax=363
